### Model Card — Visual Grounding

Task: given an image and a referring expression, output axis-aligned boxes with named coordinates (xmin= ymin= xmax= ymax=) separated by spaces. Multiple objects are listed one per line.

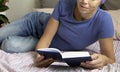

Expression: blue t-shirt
xmin=49 ymin=0 xmax=114 ymax=51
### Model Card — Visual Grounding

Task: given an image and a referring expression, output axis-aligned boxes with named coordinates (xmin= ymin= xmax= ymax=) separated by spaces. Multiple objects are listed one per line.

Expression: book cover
xmin=36 ymin=48 xmax=92 ymax=67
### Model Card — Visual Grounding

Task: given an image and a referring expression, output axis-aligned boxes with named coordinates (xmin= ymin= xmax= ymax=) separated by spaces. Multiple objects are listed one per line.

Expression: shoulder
xmin=97 ymin=8 xmax=112 ymax=20
xmin=96 ymin=9 xmax=114 ymax=39
xmin=94 ymin=8 xmax=113 ymax=24
xmin=94 ymin=8 xmax=114 ymax=31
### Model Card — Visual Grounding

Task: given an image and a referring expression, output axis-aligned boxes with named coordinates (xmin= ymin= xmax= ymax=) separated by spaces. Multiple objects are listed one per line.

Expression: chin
xmin=79 ymin=10 xmax=90 ymax=14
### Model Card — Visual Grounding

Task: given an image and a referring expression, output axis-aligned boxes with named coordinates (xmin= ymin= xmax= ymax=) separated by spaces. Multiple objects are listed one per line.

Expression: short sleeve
xmin=51 ymin=0 xmax=61 ymax=21
xmin=98 ymin=13 xmax=114 ymax=39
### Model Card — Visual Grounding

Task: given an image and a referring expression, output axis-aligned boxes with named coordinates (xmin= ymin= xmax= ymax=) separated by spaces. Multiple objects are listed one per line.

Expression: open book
xmin=36 ymin=48 xmax=92 ymax=67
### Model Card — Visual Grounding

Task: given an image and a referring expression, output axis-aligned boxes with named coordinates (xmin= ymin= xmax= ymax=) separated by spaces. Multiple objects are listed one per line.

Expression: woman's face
xmin=76 ymin=0 xmax=101 ymax=14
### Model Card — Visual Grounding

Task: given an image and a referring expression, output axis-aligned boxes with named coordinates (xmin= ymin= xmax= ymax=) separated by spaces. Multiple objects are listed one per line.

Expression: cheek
xmin=89 ymin=4 xmax=99 ymax=9
xmin=89 ymin=1 xmax=101 ymax=8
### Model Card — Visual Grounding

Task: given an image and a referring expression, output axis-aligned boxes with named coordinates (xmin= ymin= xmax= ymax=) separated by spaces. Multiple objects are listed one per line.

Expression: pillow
xmin=104 ymin=0 xmax=120 ymax=10
xmin=33 ymin=8 xmax=54 ymax=14
xmin=106 ymin=10 xmax=120 ymax=40
xmin=40 ymin=0 xmax=58 ymax=8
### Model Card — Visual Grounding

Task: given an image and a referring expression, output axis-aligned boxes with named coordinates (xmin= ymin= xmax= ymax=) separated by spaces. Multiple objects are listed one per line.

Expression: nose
xmin=81 ymin=0 xmax=89 ymax=4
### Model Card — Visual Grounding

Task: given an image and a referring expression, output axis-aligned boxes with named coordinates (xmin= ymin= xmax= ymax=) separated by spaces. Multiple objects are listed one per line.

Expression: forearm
xmin=35 ymin=17 xmax=59 ymax=50
xmin=103 ymin=54 xmax=115 ymax=65
xmin=99 ymin=38 xmax=115 ymax=64
xmin=35 ymin=36 xmax=51 ymax=50
xmin=100 ymin=49 xmax=115 ymax=65
xmin=101 ymin=48 xmax=115 ymax=64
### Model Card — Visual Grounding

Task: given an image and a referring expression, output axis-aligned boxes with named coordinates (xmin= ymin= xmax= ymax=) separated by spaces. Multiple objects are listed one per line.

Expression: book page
xmin=51 ymin=62 xmax=69 ymax=67
xmin=62 ymin=51 xmax=90 ymax=58
xmin=37 ymin=48 xmax=62 ymax=53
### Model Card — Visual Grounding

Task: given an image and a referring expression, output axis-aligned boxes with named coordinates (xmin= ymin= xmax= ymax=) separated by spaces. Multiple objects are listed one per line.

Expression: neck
xmin=73 ymin=6 xmax=97 ymax=21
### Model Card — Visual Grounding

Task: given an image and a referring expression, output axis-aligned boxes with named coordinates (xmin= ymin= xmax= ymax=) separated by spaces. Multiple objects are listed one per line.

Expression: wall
xmin=6 ymin=0 xmax=40 ymax=22
xmin=41 ymin=0 xmax=58 ymax=8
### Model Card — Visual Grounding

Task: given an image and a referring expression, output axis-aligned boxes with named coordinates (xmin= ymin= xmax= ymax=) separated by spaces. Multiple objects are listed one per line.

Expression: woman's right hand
xmin=34 ymin=53 xmax=55 ymax=67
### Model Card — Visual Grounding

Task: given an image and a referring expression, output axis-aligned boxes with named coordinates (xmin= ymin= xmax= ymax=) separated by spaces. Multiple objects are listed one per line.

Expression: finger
xmin=89 ymin=54 xmax=102 ymax=65
xmin=80 ymin=61 xmax=102 ymax=69
xmin=43 ymin=59 xmax=55 ymax=67
xmin=89 ymin=60 xmax=102 ymax=66
xmin=36 ymin=58 xmax=55 ymax=67
xmin=35 ymin=55 xmax=44 ymax=62
xmin=80 ymin=62 xmax=92 ymax=69
xmin=91 ymin=53 xmax=99 ymax=60
xmin=37 ymin=58 xmax=54 ymax=67
xmin=34 ymin=55 xmax=45 ymax=66
xmin=92 ymin=63 xmax=103 ymax=69
xmin=35 ymin=53 xmax=44 ymax=59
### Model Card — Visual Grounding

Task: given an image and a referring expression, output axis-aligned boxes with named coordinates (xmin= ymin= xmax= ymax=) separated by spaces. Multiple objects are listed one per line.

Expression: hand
xmin=80 ymin=53 xmax=108 ymax=69
xmin=34 ymin=53 xmax=55 ymax=67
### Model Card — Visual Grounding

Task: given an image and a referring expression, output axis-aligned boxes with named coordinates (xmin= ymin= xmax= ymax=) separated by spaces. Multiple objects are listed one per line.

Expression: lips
xmin=80 ymin=5 xmax=88 ymax=9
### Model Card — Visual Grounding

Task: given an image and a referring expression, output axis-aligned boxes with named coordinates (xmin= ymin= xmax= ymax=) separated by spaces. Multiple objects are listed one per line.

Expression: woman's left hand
xmin=80 ymin=53 xmax=109 ymax=69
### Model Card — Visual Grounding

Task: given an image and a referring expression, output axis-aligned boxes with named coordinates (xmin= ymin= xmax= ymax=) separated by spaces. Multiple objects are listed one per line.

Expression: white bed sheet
xmin=0 ymin=40 xmax=120 ymax=72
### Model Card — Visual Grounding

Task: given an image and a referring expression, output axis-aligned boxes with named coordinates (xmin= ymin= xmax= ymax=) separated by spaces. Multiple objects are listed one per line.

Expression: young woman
xmin=0 ymin=0 xmax=115 ymax=69
xmin=34 ymin=0 xmax=115 ymax=69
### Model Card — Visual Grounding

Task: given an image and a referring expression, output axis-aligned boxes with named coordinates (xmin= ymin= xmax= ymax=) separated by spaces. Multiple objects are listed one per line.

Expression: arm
xmin=80 ymin=37 xmax=115 ymax=69
xmin=36 ymin=16 xmax=59 ymax=49
xmin=99 ymin=37 xmax=115 ymax=64
xmin=34 ymin=17 xmax=59 ymax=67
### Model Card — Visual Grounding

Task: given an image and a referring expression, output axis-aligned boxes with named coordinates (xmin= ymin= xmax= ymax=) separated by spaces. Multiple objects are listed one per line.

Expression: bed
xmin=0 ymin=8 xmax=120 ymax=72
xmin=0 ymin=40 xmax=120 ymax=72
